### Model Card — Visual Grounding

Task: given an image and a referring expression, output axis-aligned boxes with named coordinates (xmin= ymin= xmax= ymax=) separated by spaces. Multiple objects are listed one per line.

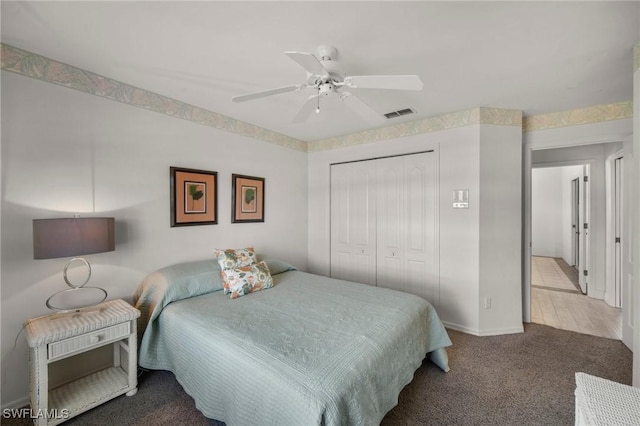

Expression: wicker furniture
xmin=575 ymin=372 xmax=640 ymax=425
xmin=25 ymin=299 xmax=140 ymax=425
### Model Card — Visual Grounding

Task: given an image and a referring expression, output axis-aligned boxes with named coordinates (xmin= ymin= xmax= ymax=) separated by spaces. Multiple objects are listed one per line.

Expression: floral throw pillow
xmin=221 ymin=261 xmax=274 ymax=299
xmin=214 ymin=247 xmax=257 ymax=271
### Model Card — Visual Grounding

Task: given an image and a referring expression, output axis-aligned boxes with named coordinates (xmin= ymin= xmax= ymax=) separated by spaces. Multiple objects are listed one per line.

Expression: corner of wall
xmin=477 ymin=121 xmax=524 ymax=334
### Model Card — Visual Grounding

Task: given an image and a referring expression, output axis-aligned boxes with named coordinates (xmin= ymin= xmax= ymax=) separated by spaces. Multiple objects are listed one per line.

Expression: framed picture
xmin=232 ymin=174 xmax=265 ymax=223
xmin=170 ymin=167 xmax=217 ymax=226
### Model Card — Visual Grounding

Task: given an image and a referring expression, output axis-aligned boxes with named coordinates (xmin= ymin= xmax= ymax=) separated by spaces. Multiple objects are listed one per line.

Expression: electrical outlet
xmin=484 ymin=297 xmax=492 ymax=309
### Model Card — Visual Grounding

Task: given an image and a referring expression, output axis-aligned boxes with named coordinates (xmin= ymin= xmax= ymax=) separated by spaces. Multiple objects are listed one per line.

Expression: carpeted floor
xmin=382 ymin=323 xmax=631 ymax=425
xmin=3 ymin=323 xmax=631 ymax=426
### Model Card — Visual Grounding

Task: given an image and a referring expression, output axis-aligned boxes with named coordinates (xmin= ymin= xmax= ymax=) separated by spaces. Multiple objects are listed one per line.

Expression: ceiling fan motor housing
xmin=318 ymin=82 xmax=335 ymax=97
xmin=317 ymin=45 xmax=338 ymax=61
xmin=316 ymin=45 xmax=345 ymax=82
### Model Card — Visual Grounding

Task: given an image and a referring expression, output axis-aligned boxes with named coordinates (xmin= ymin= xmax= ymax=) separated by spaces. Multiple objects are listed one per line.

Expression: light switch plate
xmin=453 ymin=189 xmax=469 ymax=208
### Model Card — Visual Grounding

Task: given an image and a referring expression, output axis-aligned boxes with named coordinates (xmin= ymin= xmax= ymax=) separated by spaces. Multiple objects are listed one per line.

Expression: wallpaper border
xmin=522 ymin=101 xmax=633 ymax=133
xmin=307 ymin=107 xmax=523 ymax=152
xmin=2 ymin=43 xmax=633 ymax=152
xmin=1 ymin=43 xmax=307 ymax=152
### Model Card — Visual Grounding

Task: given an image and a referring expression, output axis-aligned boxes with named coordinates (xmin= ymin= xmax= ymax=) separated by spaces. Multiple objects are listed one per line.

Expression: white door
xmin=376 ymin=156 xmax=403 ymax=289
xmin=330 ymin=161 xmax=377 ymax=285
xmin=614 ymin=156 xmax=623 ymax=308
xmin=571 ymin=178 xmax=580 ymax=267
xmin=578 ymin=166 xmax=590 ymax=294
xmin=376 ymin=152 xmax=438 ymax=305
xmin=621 ymin=153 xmax=634 ymax=351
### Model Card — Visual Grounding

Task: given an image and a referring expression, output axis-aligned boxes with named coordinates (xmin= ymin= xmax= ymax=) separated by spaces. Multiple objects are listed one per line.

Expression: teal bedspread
xmin=135 ymin=260 xmax=451 ymax=425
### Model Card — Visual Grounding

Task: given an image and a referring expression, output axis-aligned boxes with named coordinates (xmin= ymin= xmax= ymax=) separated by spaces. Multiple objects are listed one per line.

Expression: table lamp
xmin=33 ymin=217 xmax=115 ymax=312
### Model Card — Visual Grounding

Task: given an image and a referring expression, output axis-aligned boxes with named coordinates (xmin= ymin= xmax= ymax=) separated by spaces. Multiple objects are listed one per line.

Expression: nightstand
xmin=24 ymin=299 xmax=140 ymax=425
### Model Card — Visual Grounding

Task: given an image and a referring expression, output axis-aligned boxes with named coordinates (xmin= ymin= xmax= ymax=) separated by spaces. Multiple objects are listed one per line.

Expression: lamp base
xmin=46 ymin=286 xmax=108 ymax=313
xmin=46 ymin=256 xmax=107 ymax=312
xmin=64 ymin=257 xmax=91 ymax=288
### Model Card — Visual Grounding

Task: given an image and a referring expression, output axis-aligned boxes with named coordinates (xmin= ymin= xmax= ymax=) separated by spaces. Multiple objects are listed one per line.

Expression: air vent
xmin=384 ymin=108 xmax=415 ymax=119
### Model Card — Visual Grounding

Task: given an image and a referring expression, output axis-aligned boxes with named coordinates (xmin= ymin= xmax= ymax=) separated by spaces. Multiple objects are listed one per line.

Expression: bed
xmin=134 ymin=258 xmax=451 ymax=425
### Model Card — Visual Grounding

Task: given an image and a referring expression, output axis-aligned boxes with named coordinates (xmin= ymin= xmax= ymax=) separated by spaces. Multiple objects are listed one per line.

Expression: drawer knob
xmin=90 ymin=335 xmax=102 ymax=344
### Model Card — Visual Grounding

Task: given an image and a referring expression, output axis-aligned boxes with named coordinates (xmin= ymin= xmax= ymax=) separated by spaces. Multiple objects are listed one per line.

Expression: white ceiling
xmin=2 ymin=1 xmax=639 ymax=142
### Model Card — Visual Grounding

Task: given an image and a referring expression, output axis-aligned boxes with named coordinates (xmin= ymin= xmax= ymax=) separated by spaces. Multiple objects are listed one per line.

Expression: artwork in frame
xmin=170 ymin=167 xmax=218 ymax=227
xmin=232 ymin=174 xmax=265 ymax=223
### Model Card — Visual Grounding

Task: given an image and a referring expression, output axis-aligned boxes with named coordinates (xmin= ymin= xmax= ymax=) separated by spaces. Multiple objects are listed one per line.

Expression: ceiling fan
xmin=232 ymin=45 xmax=423 ymax=124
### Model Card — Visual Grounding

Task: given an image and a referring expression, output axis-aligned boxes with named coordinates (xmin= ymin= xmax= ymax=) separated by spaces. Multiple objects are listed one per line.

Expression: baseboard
xmin=442 ymin=321 xmax=480 ymax=335
xmin=443 ymin=321 xmax=524 ymax=336
xmin=476 ymin=324 xmax=524 ymax=336
xmin=1 ymin=395 xmax=29 ymax=411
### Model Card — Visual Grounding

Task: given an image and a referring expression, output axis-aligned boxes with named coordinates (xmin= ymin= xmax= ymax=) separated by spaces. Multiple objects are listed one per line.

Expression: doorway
xmin=526 ymin=143 xmax=626 ymax=341
xmin=530 ymin=164 xmax=620 ymax=339
xmin=531 ymin=165 xmax=586 ymax=289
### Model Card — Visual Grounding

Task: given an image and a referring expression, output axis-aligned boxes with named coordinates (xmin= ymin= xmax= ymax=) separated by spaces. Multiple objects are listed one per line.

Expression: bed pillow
xmin=222 ymin=260 xmax=274 ymax=299
xmin=133 ymin=259 xmax=224 ymax=333
xmin=262 ymin=259 xmax=298 ymax=275
xmin=214 ymin=247 xmax=257 ymax=270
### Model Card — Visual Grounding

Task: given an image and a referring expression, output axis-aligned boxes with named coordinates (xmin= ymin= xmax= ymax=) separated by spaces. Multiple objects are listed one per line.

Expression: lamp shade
xmin=33 ymin=218 xmax=115 ymax=259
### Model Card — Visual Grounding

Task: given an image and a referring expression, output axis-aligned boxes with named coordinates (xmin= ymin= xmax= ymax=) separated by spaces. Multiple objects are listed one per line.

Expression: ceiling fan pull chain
xmin=316 ymin=87 xmax=321 ymax=114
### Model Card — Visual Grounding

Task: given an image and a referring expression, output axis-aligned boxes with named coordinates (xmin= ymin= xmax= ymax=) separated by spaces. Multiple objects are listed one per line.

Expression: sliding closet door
xmin=330 ymin=161 xmax=377 ymax=285
xmin=330 ymin=152 xmax=438 ymax=301
xmin=377 ymin=152 xmax=438 ymax=304
xmin=376 ymin=157 xmax=404 ymax=288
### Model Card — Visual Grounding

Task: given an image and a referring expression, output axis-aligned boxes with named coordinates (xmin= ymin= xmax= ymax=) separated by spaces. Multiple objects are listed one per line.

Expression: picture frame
xmin=232 ymin=174 xmax=265 ymax=223
xmin=170 ymin=167 xmax=218 ymax=227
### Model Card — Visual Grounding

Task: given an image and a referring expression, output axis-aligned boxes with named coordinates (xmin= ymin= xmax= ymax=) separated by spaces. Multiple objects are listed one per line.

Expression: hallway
xmin=531 ymin=256 xmax=621 ymax=339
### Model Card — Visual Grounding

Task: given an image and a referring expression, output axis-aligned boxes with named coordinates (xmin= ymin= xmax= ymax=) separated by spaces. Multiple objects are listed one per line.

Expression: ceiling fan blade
xmin=232 ymin=84 xmax=304 ymax=103
xmin=344 ymin=75 xmax=424 ymax=91
xmin=292 ymin=94 xmax=320 ymax=123
xmin=285 ymin=51 xmax=328 ymax=77
xmin=339 ymin=92 xmax=386 ymax=125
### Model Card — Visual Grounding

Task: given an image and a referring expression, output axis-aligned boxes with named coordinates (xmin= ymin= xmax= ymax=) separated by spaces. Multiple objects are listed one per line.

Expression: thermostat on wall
xmin=453 ymin=189 xmax=469 ymax=208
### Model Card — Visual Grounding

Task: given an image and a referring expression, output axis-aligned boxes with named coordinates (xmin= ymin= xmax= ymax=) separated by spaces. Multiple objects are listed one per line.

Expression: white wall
xmin=308 ymin=121 xmax=523 ymax=336
xmin=531 ymin=167 xmax=564 ymax=257
xmin=478 ymin=124 xmax=523 ymax=335
xmin=0 ymin=71 xmax=309 ymax=407
xmin=530 ymin=165 xmax=582 ymax=261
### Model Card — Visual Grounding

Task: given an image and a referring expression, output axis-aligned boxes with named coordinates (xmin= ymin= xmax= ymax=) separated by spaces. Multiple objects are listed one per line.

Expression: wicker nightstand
xmin=24 ymin=299 xmax=140 ymax=425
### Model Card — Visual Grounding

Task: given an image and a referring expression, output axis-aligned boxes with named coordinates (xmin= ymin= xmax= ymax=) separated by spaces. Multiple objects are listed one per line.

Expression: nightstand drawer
xmin=48 ymin=322 xmax=130 ymax=361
